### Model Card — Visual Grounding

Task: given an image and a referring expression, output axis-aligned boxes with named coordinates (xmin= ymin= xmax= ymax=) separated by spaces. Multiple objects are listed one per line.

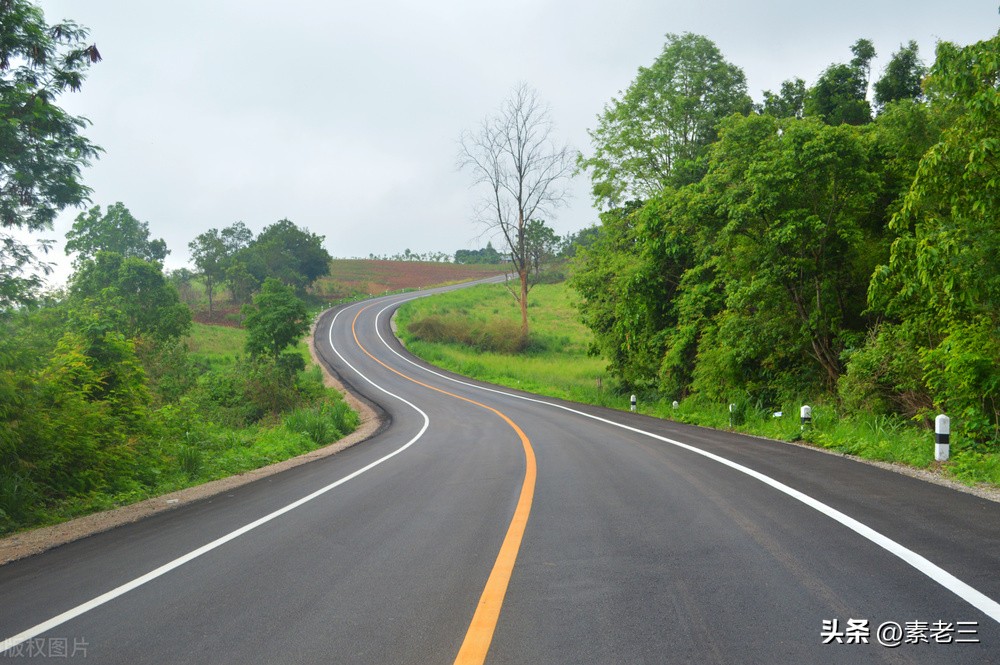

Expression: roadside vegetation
xmin=0 ymin=4 xmax=367 ymax=536
xmin=404 ymin=30 xmax=1000 ymax=488
xmin=0 ymin=268 xmax=360 ymax=535
xmin=397 ymin=282 xmax=609 ymax=403
xmin=567 ymin=32 xmax=1000 ymax=478
xmin=398 ymin=282 xmax=1000 ymax=488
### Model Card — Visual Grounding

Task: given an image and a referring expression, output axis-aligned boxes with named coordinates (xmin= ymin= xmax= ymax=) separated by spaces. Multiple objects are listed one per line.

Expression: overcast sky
xmin=33 ymin=0 xmax=997 ymax=285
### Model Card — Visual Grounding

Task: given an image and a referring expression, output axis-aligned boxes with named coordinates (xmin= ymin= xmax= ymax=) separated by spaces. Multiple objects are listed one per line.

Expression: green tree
xmin=850 ymin=38 xmax=877 ymax=92
xmin=226 ymin=259 xmax=257 ymax=307
xmin=0 ymin=0 xmax=102 ymax=306
xmin=189 ymin=221 xmax=255 ymax=313
xmin=242 ymin=278 xmax=309 ymax=359
xmin=579 ymin=33 xmax=752 ymax=206
xmin=805 ymin=40 xmax=875 ymax=126
xmin=760 ymin=78 xmax=806 ymax=119
xmin=70 ymin=252 xmax=191 ymax=342
xmin=524 ymin=219 xmax=559 ymax=278
xmin=559 ymin=226 xmax=601 ymax=258
xmin=571 ymin=200 xmax=677 ymax=389
xmin=51 ymin=313 xmax=150 ymax=425
xmin=65 ymin=203 xmax=169 ymax=266
xmin=805 ymin=65 xmax=871 ymax=125
xmin=869 ymin=34 xmax=1000 ymax=442
xmin=188 ymin=229 xmax=227 ymax=316
xmin=221 ymin=221 xmax=253 ymax=255
xmin=239 ymin=219 xmax=331 ymax=293
xmin=454 ymin=242 xmax=503 ymax=265
xmin=873 ymin=41 xmax=927 ymax=112
xmin=707 ymin=114 xmax=879 ymax=389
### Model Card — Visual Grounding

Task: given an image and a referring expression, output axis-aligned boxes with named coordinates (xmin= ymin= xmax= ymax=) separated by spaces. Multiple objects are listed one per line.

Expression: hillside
xmin=312 ymin=259 xmax=507 ymax=298
xmin=188 ymin=259 xmax=507 ymax=325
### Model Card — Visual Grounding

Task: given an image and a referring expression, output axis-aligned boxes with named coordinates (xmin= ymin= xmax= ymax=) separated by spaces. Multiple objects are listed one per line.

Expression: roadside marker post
xmin=630 ymin=395 xmax=637 ymax=412
xmin=935 ymin=414 xmax=950 ymax=462
xmin=800 ymin=405 xmax=812 ymax=431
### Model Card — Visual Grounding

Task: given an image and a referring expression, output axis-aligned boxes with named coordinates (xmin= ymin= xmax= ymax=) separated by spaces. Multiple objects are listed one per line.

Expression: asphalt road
xmin=2 ymin=285 xmax=999 ymax=663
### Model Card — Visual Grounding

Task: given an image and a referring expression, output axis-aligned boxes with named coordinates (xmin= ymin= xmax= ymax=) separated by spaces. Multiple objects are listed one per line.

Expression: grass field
xmin=396 ymin=282 xmax=621 ymax=406
xmin=186 ymin=323 xmax=245 ymax=361
xmin=396 ymin=281 xmax=1000 ymax=489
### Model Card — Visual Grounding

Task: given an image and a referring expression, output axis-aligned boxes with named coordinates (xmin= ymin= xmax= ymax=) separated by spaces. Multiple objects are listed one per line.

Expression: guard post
xmin=935 ymin=414 xmax=950 ymax=462
xmin=800 ymin=405 xmax=812 ymax=431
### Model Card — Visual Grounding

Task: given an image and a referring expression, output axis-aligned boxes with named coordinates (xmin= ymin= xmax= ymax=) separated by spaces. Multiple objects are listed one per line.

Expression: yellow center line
xmin=348 ymin=304 xmax=536 ymax=664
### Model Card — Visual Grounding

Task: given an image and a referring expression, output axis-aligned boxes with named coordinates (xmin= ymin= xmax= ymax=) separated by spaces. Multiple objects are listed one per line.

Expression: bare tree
xmin=459 ymin=83 xmax=573 ymax=344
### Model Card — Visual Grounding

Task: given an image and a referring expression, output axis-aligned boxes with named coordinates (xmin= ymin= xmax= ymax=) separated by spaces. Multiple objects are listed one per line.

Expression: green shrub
xmin=283 ymin=400 xmax=359 ymax=446
xmin=0 ymin=473 xmax=40 ymax=532
xmin=177 ymin=445 xmax=203 ymax=478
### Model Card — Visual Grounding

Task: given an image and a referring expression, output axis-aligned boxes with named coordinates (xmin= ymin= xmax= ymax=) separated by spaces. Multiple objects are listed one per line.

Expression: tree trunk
xmin=519 ymin=267 xmax=529 ymax=347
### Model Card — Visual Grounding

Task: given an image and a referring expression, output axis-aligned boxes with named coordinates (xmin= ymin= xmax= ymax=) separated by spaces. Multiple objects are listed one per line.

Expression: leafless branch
xmin=458 ymin=83 xmax=574 ymax=339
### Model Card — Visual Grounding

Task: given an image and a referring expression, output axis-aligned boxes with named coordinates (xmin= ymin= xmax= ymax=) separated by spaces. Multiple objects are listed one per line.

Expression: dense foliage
xmin=0 ymin=221 xmax=354 ymax=534
xmin=574 ymin=32 xmax=1000 ymax=448
xmin=66 ymin=203 xmax=168 ymax=266
xmin=188 ymin=219 xmax=333 ymax=313
xmin=454 ymin=242 xmax=504 ymax=264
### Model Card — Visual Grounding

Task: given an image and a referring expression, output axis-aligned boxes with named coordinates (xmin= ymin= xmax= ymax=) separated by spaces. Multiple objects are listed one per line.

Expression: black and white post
xmin=800 ymin=405 xmax=812 ymax=432
xmin=935 ymin=414 xmax=950 ymax=462
xmin=630 ymin=394 xmax=637 ymax=413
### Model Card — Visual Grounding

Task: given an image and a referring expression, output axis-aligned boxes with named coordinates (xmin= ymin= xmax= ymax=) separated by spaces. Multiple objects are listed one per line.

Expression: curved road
xmin=2 ymin=285 xmax=999 ymax=663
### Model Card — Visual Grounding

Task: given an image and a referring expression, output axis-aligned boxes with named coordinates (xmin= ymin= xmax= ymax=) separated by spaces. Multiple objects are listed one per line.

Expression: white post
xmin=935 ymin=414 xmax=950 ymax=462
xmin=729 ymin=403 xmax=735 ymax=427
xmin=630 ymin=395 xmax=637 ymax=413
xmin=800 ymin=405 xmax=812 ymax=431
xmin=672 ymin=400 xmax=679 ymax=410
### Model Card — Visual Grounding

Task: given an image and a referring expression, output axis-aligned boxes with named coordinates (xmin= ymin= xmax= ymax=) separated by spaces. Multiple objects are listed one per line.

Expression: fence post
xmin=935 ymin=414 xmax=950 ymax=462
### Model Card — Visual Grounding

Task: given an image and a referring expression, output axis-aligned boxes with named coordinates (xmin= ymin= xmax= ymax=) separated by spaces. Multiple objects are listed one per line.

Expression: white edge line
xmin=1 ymin=300 xmax=431 ymax=654
xmin=376 ymin=297 xmax=1000 ymax=625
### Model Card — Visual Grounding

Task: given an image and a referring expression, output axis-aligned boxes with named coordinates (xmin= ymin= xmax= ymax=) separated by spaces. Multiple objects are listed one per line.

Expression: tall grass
xmin=284 ymin=401 xmax=360 ymax=446
xmin=186 ymin=323 xmax=246 ymax=364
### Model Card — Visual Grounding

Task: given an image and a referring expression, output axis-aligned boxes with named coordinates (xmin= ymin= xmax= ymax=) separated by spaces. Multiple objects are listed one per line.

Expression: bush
xmin=838 ymin=323 xmax=929 ymax=418
xmin=407 ymin=314 xmax=527 ymax=354
xmin=283 ymin=400 xmax=360 ymax=446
